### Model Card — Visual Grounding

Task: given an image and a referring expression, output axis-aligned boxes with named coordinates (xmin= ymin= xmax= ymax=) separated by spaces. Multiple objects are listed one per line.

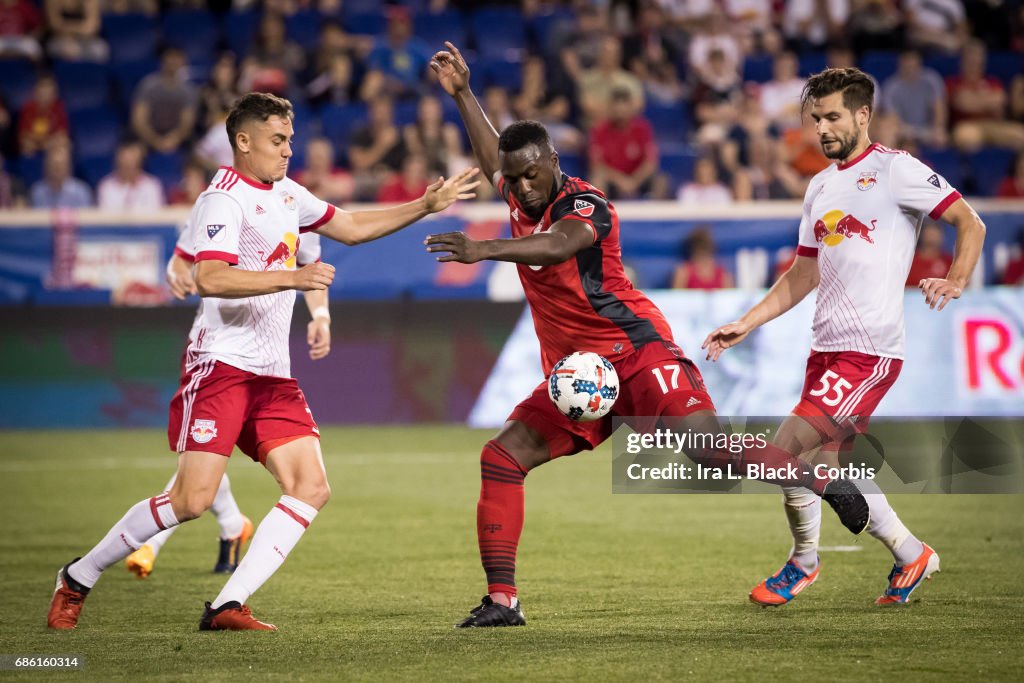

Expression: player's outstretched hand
xmin=307 ymin=317 xmax=331 ymax=360
xmin=166 ymin=254 xmax=197 ymax=300
xmin=430 ymin=41 xmax=471 ymax=96
xmin=423 ymin=167 xmax=480 ymax=213
xmin=701 ymin=320 xmax=754 ymax=361
xmin=292 ymin=262 xmax=336 ymax=291
xmin=918 ymin=277 xmax=962 ymax=311
xmin=425 ymin=231 xmax=483 ymax=264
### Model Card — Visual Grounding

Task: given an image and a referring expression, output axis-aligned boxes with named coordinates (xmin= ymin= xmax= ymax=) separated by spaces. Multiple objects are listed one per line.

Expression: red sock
xmin=477 ymin=440 xmax=526 ymax=603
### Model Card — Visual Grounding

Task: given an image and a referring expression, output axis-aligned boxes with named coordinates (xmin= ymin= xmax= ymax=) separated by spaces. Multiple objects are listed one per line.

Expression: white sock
xmin=854 ymin=479 xmax=924 ymax=565
xmin=210 ymin=495 xmax=317 ymax=609
xmin=782 ymin=487 xmax=821 ymax=571
xmin=69 ymin=494 xmax=180 ymax=588
xmin=211 ymin=474 xmax=246 ymax=540
xmin=146 ymin=527 xmax=177 ymax=555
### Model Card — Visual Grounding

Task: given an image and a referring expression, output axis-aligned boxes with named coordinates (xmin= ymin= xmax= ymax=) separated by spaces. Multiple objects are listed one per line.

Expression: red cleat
xmin=47 ymin=560 xmax=89 ymax=630
xmin=199 ymin=601 xmax=277 ymax=631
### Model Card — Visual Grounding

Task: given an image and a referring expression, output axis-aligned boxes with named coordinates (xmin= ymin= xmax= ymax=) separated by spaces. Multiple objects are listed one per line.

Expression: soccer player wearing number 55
xmin=703 ymin=68 xmax=985 ymax=607
xmin=47 ymin=92 xmax=480 ymax=631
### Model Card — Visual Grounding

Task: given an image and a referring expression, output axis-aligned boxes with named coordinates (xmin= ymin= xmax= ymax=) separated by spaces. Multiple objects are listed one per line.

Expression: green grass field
xmin=1 ymin=426 xmax=1022 ymax=681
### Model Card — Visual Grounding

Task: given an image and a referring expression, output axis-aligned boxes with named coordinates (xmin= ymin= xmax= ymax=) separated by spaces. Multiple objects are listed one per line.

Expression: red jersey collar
xmin=219 ymin=166 xmax=274 ymax=190
xmin=836 ymin=142 xmax=880 ymax=171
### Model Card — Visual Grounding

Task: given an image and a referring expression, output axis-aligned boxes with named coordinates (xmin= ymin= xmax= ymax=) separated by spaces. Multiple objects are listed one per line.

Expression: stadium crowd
xmin=0 ymin=0 xmax=1021 ymax=284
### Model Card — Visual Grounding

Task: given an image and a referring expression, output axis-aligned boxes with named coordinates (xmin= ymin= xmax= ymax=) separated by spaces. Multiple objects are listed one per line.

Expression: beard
xmin=821 ymin=132 xmax=859 ymax=160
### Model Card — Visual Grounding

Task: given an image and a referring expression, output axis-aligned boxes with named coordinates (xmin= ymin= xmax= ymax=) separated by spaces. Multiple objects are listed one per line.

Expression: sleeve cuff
xmin=928 ymin=190 xmax=962 ymax=220
xmin=557 ymin=214 xmax=599 ymax=243
xmin=173 ymin=246 xmax=195 ymax=263
xmin=300 ymin=204 xmax=336 ymax=233
xmin=195 ymin=250 xmax=239 ymax=265
xmin=796 ymin=245 xmax=819 ymax=258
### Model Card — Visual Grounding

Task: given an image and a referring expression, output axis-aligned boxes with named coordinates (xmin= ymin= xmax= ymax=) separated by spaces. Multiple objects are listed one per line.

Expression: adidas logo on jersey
xmin=256 ymin=204 xmax=266 ymax=215
xmin=686 ymin=396 xmax=701 ymax=408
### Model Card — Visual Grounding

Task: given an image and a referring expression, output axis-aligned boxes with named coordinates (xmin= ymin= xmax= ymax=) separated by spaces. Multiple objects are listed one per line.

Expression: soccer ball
xmin=547 ymin=351 xmax=620 ymax=422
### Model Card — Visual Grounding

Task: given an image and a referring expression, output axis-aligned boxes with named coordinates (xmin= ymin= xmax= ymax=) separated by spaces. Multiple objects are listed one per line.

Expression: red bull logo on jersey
xmin=857 ymin=172 xmax=877 ymax=191
xmin=263 ymin=231 xmax=298 ymax=270
xmin=190 ymin=419 xmax=217 ymax=444
xmin=813 ymin=210 xmax=877 ymax=247
xmin=281 ymin=192 xmax=296 ymax=210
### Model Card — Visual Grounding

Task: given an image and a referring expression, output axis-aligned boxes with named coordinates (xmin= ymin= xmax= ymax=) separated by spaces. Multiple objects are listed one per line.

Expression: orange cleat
xmin=198 ymin=601 xmax=277 ymax=631
xmin=875 ymin=543 xmax=940 ymax=606
xmin=47 ymin=560 xmax=89 ymax=629
xmin=125 ymin=544 xmax=156 ymax=579
xmin=749 ymin=558 xmax=820 ymax=606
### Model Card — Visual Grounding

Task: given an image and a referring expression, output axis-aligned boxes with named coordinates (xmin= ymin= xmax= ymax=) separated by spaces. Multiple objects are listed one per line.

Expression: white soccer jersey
xmin=182 ymin=166 xmax=334 ymax=377
xmin=796 ymin=143 xmax=961 ymax=359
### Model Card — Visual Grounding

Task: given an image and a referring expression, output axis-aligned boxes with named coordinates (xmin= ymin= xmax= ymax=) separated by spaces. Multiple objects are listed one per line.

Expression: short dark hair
xmin=801 ymin=67 xmax=874 ymax=116
xmin=225 ymin=92 xmax=293 ymax=151
xmin=498 ymin=120 xmax=551 ymax=154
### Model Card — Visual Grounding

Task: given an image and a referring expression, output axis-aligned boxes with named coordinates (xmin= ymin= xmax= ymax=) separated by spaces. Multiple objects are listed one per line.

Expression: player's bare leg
xmin=455 ymin=420 xmax=545 ymax=628
xmin=200 ymin=436 xmax=328 ymax=632
xmin=48 ymin=452 xmax=227 ymax=629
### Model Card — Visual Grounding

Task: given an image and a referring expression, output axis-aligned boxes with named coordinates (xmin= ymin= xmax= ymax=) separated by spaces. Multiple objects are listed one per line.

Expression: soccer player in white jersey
xmin=703 ymin=68 xmax=985 ymax=606
xmin=123 ymin=230 xmax=330 ymax=579
xmin=48 ymin=92 xmax=479 ymax=631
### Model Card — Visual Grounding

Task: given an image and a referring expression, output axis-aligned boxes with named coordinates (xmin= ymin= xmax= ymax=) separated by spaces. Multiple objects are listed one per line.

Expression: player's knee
xmin=169 ymin=491 xmax=215 ymax=522
xmin=286 ymin=480 xmax=331 ymax=510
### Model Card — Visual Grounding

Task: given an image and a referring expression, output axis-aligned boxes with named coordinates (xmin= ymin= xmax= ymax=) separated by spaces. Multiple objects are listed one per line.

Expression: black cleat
xmin=213 ymin=538 xmax=238 ymax=574
xmin=455 ymin=595 xmax=526 ymax=628
xmin=823 ymin=478 xmax=870 ymax=534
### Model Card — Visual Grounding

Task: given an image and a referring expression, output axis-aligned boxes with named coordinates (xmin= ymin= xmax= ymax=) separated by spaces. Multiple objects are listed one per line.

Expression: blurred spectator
xmin=45 ymin=0 xmax=108 ymax=62
xmin=782 ymin=0 xmax=849 ymax=52
xmin=29 ymin=143 xmax=92 ymax=208
xmin=725 ymin=0 xmax=776 ymax=53
xmin=733 ymin=135 xmax=805 ymax=200
xmin=193 ymin=115 xmax=232 ymax=172
xmin=97 ymin=140 xmax=164 ymax=211
xmin=102 ymin=0 xmax=157 ymax=15
xmin=577 ymin=35 xmax=643 ymax=129
xmin=758 ymin=51 xmax=806 ymax=132
xmin=589 ymin=87 xmax=666 ymax=199
xmin=677 ymin=157 xmax=732 ymax=204
xmin=0 ymin=96 xmax=13 ymax=157
xmin=869 ymin=110 xmax=905 ymax=150
xmin=360 ymin=6 xmax=431 ymax=101
xmin=947 ymin=40 xmax=1024 ymax=152
xmin=688 ymin=8 xmax=743 ymax=82
xmin=623 ymin=2 xmax=684 ymax=105
xmin=1010 ymin=72 xmax=1024 ymax=131
xmin=556 ymin=3 xmax=611 ymax=87
xmin=17 ymin=73 xmax=69 ymax=157
xmin=483 ymin=86 xmax=516 ymax=136
xmin=0 ymin=151 xmax=26 ymax=207
xmin=906 ymin=223 xmax=953 ymax=286
xmin=197 ymin=53 xmax=241 ymax=131
xmin=721 ymin=89 xmax=780 ymax=177
xmin=293 ymin=137 xmax=353 ymax=205
xmin=512 ymin=56 xmax=582 ymax=152
xmin=0 ymin=0 xmax=43 ymax=61
xmin=131 ymin=46 xmax=197 ymax=154
xmin=376 ymin=154 xmax=429 ymax=203
xmin=349 ymin=96 xmax=406 ymax=200
xmin=1001 ymin=231 xmax=1024 ymax=286
xmin=880 ymin=50 xmax=946 ymax=148
xmin=306 ymin=53 xmax=356 ymax=108
xmin=306 ymin=18 xmax=372 ymax=81
xmin=848 ymin=0 xmax=903 ymax=52
xmin=671 ymin=227 xmax=734 ymax=290
xmin=905 ymin=0 xmax=967 ymax=55
xmin=241 ymin=13 xmax=305 ymax=97
xmin=402 ymin=94 xmax=464 ymax=178
xmin=780 ymin=124 xmax=830 ymax=179
xmin=167 ymin=160 xmax=207 ymax=206
xmin=996 ymin=153 xmax=1024 ymax=199
xmin=691 ymin=48 xmax=743 ymax=145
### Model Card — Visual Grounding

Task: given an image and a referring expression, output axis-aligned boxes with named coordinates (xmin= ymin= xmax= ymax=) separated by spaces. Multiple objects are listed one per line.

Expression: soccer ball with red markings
xmin=547 ymin=351 xmax=620 ymax=422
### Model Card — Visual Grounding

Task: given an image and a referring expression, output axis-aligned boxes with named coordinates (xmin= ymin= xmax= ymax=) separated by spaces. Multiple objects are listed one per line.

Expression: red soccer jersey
xmin=588 ymin=117 xmax=656 ymax=176
xmin=497 ymin=173 xmax=675 ymax=371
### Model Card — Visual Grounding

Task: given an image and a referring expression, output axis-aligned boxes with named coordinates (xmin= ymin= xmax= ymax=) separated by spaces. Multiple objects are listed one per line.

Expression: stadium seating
xmin=70 ymin=108 xmax=122 ymax=160
xmin=470 ymin=8 xmax=525 ymax=60
xmin=54 ymin=61 xmax=112 ymax=113
xmin=480 ymin=56 xmax=524 ymax=92
xmin=644 ymin=101 xmax=691 ymax=144
xmin=144 ymin=151 xmax=184 ymax=193
xmin=344 ymin=11 xmax=387 ymax=36
xmin=660 ymin=144 xmax=698 ymax=188
xmin=970 ymin=147 xmax=1015 ymax=197
xmin=161 ymin=10 xmax=221 ymax=64
xmin=742 ymin=55 xmax=775 ymax=84
xmin=102 ymin=13 xmax=158 ymax=65
xmin=223 ymin=10 xmax=261 ymax=58
xmin=0 ymin=58 xmax=38 ymax=110
xmin=286 ymin=10 xmax=322 ymax=47
xmin=413 ymin=9 xmax=467 ymax=50
xmin=860 ymin=51 xmax=900 ymax=83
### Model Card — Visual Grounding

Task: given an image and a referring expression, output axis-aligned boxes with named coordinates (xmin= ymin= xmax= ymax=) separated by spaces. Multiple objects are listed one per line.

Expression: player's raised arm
xmin=702 ymin=254 xmax=819 ymax=361
xmin=918 ymin=197 xmax=986 ymax=310
xmin=315 ymin=167 xmax=479 ymax=246
xmin=430 ymin=42 xmax=501 ymax=185
xmin=425 ymin=218 xmax=595 ymax=267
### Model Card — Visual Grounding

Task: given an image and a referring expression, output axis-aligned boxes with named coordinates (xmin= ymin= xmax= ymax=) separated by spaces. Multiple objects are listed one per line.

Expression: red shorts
xmin=509 ymin=341 xmax=715 ymax=458
xmin=167 ymin=359 xmax=319 ymax=463
xmin=793 ymin=350 xmax=902 ymax=450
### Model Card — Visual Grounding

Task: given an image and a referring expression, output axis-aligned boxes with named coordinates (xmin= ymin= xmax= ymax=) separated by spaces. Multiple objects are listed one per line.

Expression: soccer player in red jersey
xmin=427 ymin=43 xmax=872 ymax=628
xmin=47 ymin=93 xmax=480 ymax=632
xmin=704 ymin=68 xmax=986 ymax=606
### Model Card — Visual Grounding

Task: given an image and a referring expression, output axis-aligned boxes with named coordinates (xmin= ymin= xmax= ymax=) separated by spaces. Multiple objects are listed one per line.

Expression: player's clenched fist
xmin=430 ymin=42 xmax=470 ymax=96
xmin=292 ymin=262 xmax=336 ymax=291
